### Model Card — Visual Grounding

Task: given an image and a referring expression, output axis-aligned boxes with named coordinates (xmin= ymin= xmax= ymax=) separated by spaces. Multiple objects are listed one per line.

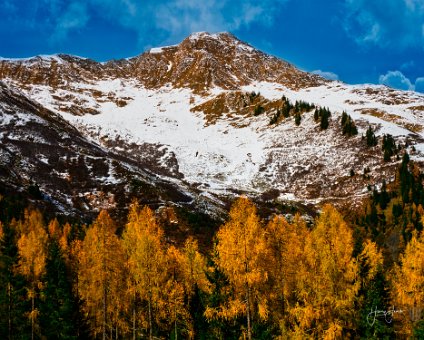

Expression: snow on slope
xmin=7 ymin=74 xmax=424 ymax=202
xmin=26 ymin=80 xmax=266 ymax=192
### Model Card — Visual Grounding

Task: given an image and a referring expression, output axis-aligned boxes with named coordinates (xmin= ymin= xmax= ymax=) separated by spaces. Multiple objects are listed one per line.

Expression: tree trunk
xmin=133 ymin=304 xmax=136 ymax=340
xmin=246 ymin=284 xmax=252 ymax=340
xmin=174 ymin=295 xmax=178 ymax=340
xmin=8 ymin=283 xmax=11 ymax=340
xmin=244 ymin=230 xmax=252 ymax=340
xmin=103 ymin=287 xmax=107 ymax=340
xmin=31 ymin=293 xmax=34 ymax=340
xmin=148 ymin=293 xmax=153 ymax=340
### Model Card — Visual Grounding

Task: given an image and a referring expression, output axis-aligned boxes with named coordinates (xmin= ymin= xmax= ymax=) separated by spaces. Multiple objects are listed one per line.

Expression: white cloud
xmin=344 ymin=0 xmax=424 ymax=48
xmin=415 ymin=77 xmax=424 ymax=93
xmin=151 ymin=0 xmax=287 ymax=46
xmin=1 ymin=0 xmax=290 ymax=51
xmin=37 ymin=0 xmax=289 ymax=48
xmin=311 ymin=70 xmax=339 ymax=81
xmin=400 ymin=60 xmax=415 ymax=71
xmin=379 ymin=70 xmax=414 ymax=91
xmin=50 ymin=2 xmax=89 ymax=43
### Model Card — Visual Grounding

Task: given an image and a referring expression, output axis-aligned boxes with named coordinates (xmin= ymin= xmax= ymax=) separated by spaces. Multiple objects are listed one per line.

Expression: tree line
xmin=0 ymin=194 xmax=423 ymax=339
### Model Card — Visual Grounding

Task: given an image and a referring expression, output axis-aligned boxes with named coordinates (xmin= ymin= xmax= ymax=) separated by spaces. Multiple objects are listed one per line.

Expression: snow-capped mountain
xmin=1 ymin=32 xmax=424 ymax=214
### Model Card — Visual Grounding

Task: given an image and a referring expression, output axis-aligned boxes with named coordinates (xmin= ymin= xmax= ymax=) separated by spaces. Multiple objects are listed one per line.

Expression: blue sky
xmin=1 ymin=0 xmax=424 ymax=92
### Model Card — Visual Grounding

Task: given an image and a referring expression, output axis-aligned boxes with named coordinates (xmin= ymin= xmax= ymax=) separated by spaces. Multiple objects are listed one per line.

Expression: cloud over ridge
xmin=343 ymin=0 xmax=424 ymax=48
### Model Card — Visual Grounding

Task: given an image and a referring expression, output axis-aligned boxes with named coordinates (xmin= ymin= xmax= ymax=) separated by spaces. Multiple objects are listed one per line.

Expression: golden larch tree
xmin=167 ymin=238 xmax=210 ymax=338
xmin=208 ymin=196 xmax=271 ymax=340
xmin=16 ymin=209 xmax=48 ymax=340
xmin=78 ymin=210 xmax=126 ymax=339
xmin=122 ymin=202 xmax=168 ymax=340
xmin=392 ymin=229 xmax=424 ymax=337
xmin=266 ymin=214 xmax=309 ymax=330
xmin=292 ymin=204 xmax=360 ymax=339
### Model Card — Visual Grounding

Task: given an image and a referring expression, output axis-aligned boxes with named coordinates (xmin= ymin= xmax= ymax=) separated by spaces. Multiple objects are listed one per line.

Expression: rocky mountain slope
xmin=1 ymin=32 xmax=424 ymax=216
xmin=0 ymin=82 xmax=196 ymax=220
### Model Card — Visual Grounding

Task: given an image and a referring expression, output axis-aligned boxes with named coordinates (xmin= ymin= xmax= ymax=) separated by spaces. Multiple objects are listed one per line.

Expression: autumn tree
xmin=266 ymin=214 xmax=308 ymax=330
xmin=392 ymin=229 xmax=424 ymax=337
xmin=290 ymin=205 xmax=360 ymax=338
xmin=208 ymin=197 xmax=271 ymax=340
xmin=16 ymin=209 xmax=49 ymax=340
xmin=78 ymin=210 xmax=126 ymax=339
xmin=122 ymin=202 xmax=169 ymax=339
xmin=167 ymin=237 xmax=210 ymax=338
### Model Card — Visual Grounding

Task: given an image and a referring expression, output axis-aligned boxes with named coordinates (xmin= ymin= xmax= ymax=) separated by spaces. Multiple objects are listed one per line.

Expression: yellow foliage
xmin=78 ymin=210 xmax=126 ymax=338
xmin=214 ymin=196 xmax=271 ymax=339
xmin=17 ymin=210 xmax=48 ymax=282
xmin=266 ymin=214 xmax=308 ymax=309
xmin=47 ymin=218 xmax=60 ymax=239
xmin=16 ymin=209 xmax=48 ymax=335
xmin=122 ymin=201 xmax=171 ymax=334
xmin=286 ymin=205 xmax=360 ymax=338
xmin=392 ymin=230 xmax=424 ymax=336
xmin=358 ymin=240 xmax=384 ymax=282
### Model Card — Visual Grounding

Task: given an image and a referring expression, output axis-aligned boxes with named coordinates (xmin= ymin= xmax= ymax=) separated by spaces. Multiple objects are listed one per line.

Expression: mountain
xmin=1 ymin=31 xmax=424 ymax=218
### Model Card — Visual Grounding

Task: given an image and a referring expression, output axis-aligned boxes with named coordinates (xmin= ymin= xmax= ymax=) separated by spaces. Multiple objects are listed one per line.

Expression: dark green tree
xmin=382 ymin=134 xmax=397 ymax=162
xmin=341 ymin=113 xmax=358 ymax=137
xmin=366 ymin=126 xmax=378 ymax=147
xmin=0 ymin=221 xmax=31 ymax=339
xmin=294 ymin=112 xmax=301 ymax=126
xmin=358 ymin=268 xmax=394 ymax=339
xmin=317 ymin=107 xmax=331 ymax=130
xmin=253 ymin=105 xmax=265 ymax=116
xmin=39 ymin=240 xmax=86 ymax=339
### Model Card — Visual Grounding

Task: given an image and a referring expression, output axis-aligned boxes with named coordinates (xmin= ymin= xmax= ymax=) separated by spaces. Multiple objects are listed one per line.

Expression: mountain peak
xmin=186 ymin=31 xmax=235 ymax=41
xmin=180 ymin=31 xmax=254 ymax=53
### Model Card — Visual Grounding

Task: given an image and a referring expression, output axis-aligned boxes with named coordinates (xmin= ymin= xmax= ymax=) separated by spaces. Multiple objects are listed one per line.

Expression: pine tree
xmin=0 ymin=219 xmax=31 ymax=338
xmin=366 ymin=126 xmax=378 ymax=147
xmin=341 ymin=112 xmax=358 ymax=137
xmin=319 ymin=107 xmax=331 ymax=130
xmin=294 ymin=112 xmax=301 ymax=126
xmin=382 ymin=134 xmax=396 ymax=161
xmin=357 ymin=240 xmax=394 ymax=338
xmin=39 ymin=240 xmax=81 ymax=339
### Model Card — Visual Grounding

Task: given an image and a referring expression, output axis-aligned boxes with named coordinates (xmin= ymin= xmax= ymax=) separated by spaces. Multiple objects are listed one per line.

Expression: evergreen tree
xmin=366 ymin=126 xmax=378 ymax=147
xmin=341 ymin=111 xmax=348 ymax=127
xmin=39 ymin=240 xmax=82 ymax=339
xmin=253 ymin=105 xmax=265 ymax=116
xmin=294 ymin=112 xmax=301 ymax=126
xmin=357 ymin=240 xmax=394 ymax=338
xmin=314 ymin=108 xmax=319 ymax=122
xmin=316 ymin=107 xmax=331 ymax=130
xmin=382 ymin=134 xmax=397 ymax=161
xmin=341 ymin=112 xmax=358 ymax=137
xmin=0 ymin=221 xmax=31 ymax=339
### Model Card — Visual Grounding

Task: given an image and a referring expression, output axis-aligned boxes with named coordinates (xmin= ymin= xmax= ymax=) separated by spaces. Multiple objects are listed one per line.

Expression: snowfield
xmin=11 ymin=74 xmax=422 ymax=203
